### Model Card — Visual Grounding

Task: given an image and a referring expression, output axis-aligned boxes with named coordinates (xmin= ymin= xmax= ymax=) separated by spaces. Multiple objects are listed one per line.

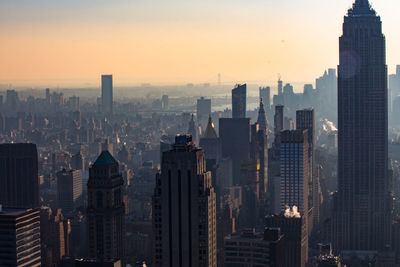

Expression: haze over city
xmin=1 ymin=0 xmax=400 ymax=87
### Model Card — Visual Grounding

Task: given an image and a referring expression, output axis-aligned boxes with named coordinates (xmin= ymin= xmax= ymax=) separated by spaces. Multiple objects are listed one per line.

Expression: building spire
xmin=203 ymin=115 xmax=218 ymax=139
xmin=349 ymin=0 xmax=375 ymax=16
xmin=257 ymin=98 xmax=268 ymax=132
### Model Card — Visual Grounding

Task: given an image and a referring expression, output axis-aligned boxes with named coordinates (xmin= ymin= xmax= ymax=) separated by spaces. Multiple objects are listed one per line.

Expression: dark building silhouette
xmin=256 ymin=99 xmax=269 ymax=199
xmin=232 ymin=84 xmax=246 ymax=118
xmin=266 ymin=213 xmax=308 ymax=267
xmin=101 ymin=75 xmax=113 ymax=115
xmin=57 ymin=169 xmax=83 ymax=215
xmin=224 ymin=228 xmax=284 ymax=267
xmin=333 ymin=0 xmax=392 ymax=252
xmin=0 ymin=143 xmax=39 ymax=208
xmin=200 ymin=115 xmax=221 ymax=189
xmin=197 ymin=97 xmax=212 ymax=129
xmin=259 ymin=86 xmax=271 ymax=110
xmin=273 ymin=105 xmax=284 ymax=156
xmin=0 ymin=207 xmax=41 ymax=267
xmin=296 ymin=109 xmax=320 ymax=228
xmin=152 ymin=135 xmax=217 ymax=267
xmin=87 ymin=151 xmax=125 ymax=263
xmin=219 ymin=118 xmax=251 ymax=186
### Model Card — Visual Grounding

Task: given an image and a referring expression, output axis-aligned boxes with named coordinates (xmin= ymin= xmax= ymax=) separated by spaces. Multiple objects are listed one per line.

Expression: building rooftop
xmin=0 ymin=206 xmax=37 ymax=217
xmin=203 ymin=115 xmax=218 ymax=139
xmin=93 ymin=150 xmax=117 ymax=166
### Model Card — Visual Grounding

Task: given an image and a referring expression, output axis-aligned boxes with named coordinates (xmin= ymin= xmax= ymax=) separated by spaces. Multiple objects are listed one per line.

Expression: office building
xmin=0 ymin=207 xmax=41 ymax=267
xmin=259 ymin=86 xmax=271 ymax=110
xmin=161 ymin=95 xmax=169 ymax=110
xmin=273 ymin=105 xmax=284 ymax=154
xmin=280 ymin=130 xmax=309 ymax=215
xmin=232 ymin=84 xmax=246 ymax=118
xmin=224 ymin=228 xmax=284 ymax=267
xmin=188 ymin=114 xmax=199 ymax=145
xmin=257 ymin=98 xmax=268 ymax=132
xmin=101 ymin=75 xmax=113 ymax=115
xmin=219 ymin=118 xmax=251 ymax=186
xmin=317 ymin=256 xmax=342 ymax=267
xmin=57 ymin=169 xmax=83 ymax=214
xmin=71 ymin=151 xmax=85 ymax=171
xmin=197 ymin=97 xmax=212 ymax=129
xmin=200 ymin=115 xmax=221 ymax=188
xmin=87 ymin=151 xmax=125 ymax=263
xmin=266 ymin=213 xmax=308 ymax=267
xmin=40 ymin=207 xmax=69 ymax=266
xmin=333 ymin=0 xmax=392 ymax=251
xmin=0 ymin=143 xmax=39 ymax=208
xmin=152 ymin=135 xmax=217 ymax=267
xmin=296 ymin=109 xmax=320 ymax=227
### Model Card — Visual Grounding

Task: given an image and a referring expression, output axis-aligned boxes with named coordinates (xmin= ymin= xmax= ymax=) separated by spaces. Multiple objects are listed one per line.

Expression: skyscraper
xmin=296 ymin=109 xmax=319 ymax=227
xmin=57 ymin=169 xmax=83 ymax=215
xmin=0 ymin=207 xmax=41 ymax=267
xmin=219 ymin=118 xmax=251 ymax=186
xmin=273 ymin=105 xmax=284 ymax=156
xmin=279 ymin=130 xmax=309 ymax=216
xmin=87 ymin=151 xmax=125 ymax=263
xmin=333 ymin=0 xmax=392 ymax=251
xmin=0 ymin=143 xmax=39 ymax=208
xmin=224 ymin=228 xmax=284 ymax=267
xmin=265 ymin=213 xmax=308 ymax=267
xmin=232 ymin=84 xmax=246 ymax=118
xmin=197 ymin=97 xmax=212 ymax=129
xmin=152 ymin=135 xmax=217 ymax=267
xmin=101 ymin=75 xmax=113 ymax=115
xmin=259 ymin=86 xmax=271 ymax=110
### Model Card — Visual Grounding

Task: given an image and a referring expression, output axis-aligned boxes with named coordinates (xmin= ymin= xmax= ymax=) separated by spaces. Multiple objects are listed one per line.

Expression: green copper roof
xmin=93 ymin=150 xmax=117 ymax=166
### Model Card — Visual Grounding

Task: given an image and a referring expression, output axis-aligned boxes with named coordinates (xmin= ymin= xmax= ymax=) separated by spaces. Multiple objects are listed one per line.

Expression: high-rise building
xmin=188 ymin=114 xmax=199 ymax=145
xmin=296 ymin=109 xmax=320 ymax=228
xmin=87 ymin=151 xmax=125 ymax=263
xmin=259 ymin=86 xmax=271 ymax=110
xmin=40 ymin=207 xmax=69 ymax=266
xmin=333 ymin=0 xmax=392 ymax=252
xmin=273 ymin=105 xmax=284 ymax=157
xmin=197 ymin=97 xmax=212 ymax=129
xmin=57 ymin=169 xmax=83 ymax=214
xmin=0 ymin=143 xmax=39 ymax=208
xmin=219 ymin=118 xmax=251 ymax=186
xmin=71 ymin=151 xmax=85 ymax=171
xmin=232 ymin=84 xmax=246 ymax=118
xmin=0 ymin=207 xmax=41 ymax=267
xmin=152 ymin=135 xmax=217 ymax=267
xmin=45 ymin=88 xmax=51 ymax=105
xmin=279 ymin=130 xmax=309 ymax=216
xmin=224 ymin=228 xmax=284 ymax=267
xmin=200 ymin=115 xmax=221 ymax=189
xmin=257 ymin=98 xmax=268 ymax=132
xmin=6 ymin=89 xmax=19 ymax=108
xmin=161 ymin=95 xmax=169 ymax=111
xmin=101 ymin=75 xmax=113 ymax=115
xmin=265 ymin=212 xmax=308 ymax=267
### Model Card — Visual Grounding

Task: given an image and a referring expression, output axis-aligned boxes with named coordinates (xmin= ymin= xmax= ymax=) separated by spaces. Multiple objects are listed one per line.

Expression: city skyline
xmin=2 ymin=0 xmax=400 ymax=86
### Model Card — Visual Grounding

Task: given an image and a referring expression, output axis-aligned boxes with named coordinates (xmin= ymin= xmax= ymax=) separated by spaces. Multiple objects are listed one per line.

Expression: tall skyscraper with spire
xmin=333 ymin=0 xmax=392 ymax=252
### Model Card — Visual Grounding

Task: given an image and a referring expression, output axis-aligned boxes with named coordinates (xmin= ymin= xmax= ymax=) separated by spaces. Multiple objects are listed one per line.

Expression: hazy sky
xmin=1 ymin=0 xmax=400 ymax=87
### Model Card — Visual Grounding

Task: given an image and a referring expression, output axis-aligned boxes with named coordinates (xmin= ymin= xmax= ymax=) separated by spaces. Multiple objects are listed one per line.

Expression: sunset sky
xmin=1 ymin=0 xmax=400 ymax=87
